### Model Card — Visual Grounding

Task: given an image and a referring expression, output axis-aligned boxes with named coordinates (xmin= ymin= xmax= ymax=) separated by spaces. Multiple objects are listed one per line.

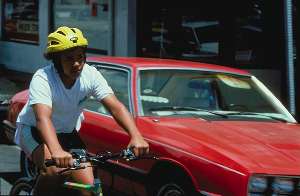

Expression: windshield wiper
xmin=224 ymin=112 xmax=288 ymax=122
xmin=148 ymin=106 xmax=228 ymax=118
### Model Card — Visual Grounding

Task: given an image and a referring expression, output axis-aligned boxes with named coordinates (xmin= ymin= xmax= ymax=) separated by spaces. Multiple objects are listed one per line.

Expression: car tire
xmin=149 ymin=176 xmax=194 ymax=196
xmin=156 ymin=182 xmax=186 ymax=196
xmin=20 ymin=151 xmax=38 ymax=178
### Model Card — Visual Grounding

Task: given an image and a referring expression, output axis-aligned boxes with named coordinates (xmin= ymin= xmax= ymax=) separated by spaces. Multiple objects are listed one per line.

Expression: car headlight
xmin=248 ymin=175 xmax=300 ymax=195
xmin=272 ymin=178 xmax=294 ymax=194
xmin=248 ymin=176 xmax=268 ymax=193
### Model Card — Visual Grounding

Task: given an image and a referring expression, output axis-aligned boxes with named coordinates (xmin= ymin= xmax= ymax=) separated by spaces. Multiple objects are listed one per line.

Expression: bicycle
xmin=9 ymin=148 xmax=158 ymax=196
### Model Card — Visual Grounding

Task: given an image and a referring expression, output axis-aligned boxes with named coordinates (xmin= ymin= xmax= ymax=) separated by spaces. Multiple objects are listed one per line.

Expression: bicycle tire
xmin=9 ymin=177 xmax=34 ymax=196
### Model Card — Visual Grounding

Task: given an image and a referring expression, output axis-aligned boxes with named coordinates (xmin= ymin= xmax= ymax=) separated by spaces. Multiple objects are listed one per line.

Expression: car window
xmin=138 ymin=69 xmax=292 ymax=121
xmin=82 ymin=66 xmax=131 ymax=115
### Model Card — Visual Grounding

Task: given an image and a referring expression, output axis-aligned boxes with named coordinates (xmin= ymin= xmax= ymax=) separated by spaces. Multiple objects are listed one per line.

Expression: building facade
xmin=0 ymin=0 xmax=299 ymax=118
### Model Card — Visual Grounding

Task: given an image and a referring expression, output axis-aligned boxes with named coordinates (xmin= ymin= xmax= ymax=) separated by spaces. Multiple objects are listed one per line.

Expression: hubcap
xmin=157 ymin=183 xmax=185 ymax=196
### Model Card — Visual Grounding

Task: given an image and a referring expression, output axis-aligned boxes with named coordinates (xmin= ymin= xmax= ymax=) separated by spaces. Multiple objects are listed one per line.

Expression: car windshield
xmin=138 ymin=69 xmax=295 ymax=122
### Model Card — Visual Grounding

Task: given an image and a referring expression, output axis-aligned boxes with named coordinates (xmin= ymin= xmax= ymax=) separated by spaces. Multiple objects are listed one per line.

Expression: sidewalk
xmin=0 ymin=144 xmax=21 ymax=195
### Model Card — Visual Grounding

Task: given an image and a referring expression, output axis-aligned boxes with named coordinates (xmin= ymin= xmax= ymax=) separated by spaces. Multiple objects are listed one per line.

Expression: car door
xmin=79 ymin=63 xmax=134 ymax=194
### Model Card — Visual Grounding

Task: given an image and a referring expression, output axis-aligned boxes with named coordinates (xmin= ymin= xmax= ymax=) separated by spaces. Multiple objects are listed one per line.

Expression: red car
xmin=2 ymin=57 xmax=300 ymax=196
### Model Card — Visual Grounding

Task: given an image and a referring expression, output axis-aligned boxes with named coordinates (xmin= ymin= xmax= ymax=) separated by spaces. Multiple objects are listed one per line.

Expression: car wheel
xmin=150 ymin=177 xmax=194 ymax=196
xmin=20 ymin=151 xmax=38 ymax=178
xmin=156 ymin=182 xmax=186 ymax=196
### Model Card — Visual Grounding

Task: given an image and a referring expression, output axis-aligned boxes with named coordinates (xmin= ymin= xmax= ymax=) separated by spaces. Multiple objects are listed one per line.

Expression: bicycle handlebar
xmin=45 ymin=148 xmax=158 ymax=168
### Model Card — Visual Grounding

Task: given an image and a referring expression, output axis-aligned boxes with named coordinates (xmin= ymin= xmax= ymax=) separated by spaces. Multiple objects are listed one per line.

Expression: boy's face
xmin=60 ymin=47 xmax=85 ymax=80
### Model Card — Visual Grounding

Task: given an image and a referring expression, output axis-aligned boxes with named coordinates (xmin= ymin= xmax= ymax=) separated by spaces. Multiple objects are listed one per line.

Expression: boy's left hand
xmin=128 ymin=135 xmax=149 ymax=157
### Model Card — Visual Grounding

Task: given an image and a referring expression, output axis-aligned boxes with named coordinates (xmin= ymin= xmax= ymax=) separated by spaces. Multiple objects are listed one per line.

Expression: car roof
xmin=87 ymin=56 xmax=250 ymax=76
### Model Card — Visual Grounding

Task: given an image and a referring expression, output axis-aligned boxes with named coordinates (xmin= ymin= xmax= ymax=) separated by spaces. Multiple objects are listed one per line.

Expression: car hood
xmin=138 ymin=117 xmax=300 ymax=175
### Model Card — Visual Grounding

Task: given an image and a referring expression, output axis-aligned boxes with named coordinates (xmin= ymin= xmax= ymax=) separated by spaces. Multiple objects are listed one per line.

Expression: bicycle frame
xmin=63 ymin=179 xmax=103 ymax=196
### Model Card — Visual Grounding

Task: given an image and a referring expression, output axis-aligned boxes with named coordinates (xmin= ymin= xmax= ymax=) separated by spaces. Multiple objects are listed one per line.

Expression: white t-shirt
xmin=15 ymin=63 xmax=113 ymax=145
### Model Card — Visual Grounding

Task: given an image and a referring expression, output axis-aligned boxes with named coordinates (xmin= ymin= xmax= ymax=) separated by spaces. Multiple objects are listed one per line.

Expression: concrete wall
xmin=114 ymin=0 xmax=136 ymax=56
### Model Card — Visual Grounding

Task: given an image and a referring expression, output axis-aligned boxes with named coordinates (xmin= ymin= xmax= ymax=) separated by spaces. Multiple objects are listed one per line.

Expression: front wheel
xmin=149 ymin=177 xmax=195 ymax=196
xmin=156 ymin=182 xmax=186 ymax=196
xmin=9 ymin=177 xmax=34 ymax=196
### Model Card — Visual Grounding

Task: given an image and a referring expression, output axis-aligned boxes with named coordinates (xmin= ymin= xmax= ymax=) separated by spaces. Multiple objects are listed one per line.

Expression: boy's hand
xmin=128 ymin=135 xmax=149 ymax=157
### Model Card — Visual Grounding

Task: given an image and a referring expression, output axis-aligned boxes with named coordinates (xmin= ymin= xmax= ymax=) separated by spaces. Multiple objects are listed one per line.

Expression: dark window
xmin=234 ymin=0 xmax=264 ymax=66
xmin=137 ymin=0 xmax=284 ymax=69
xmin=137 ymin=1 xmax=220 ymax=64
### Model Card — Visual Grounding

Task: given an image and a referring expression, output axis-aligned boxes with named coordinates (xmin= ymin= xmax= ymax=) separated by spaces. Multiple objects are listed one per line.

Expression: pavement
xmin=0 ymin=67 xmax=32 ymax=194
xmin=0 ymin=144 xmax=21 ymax=195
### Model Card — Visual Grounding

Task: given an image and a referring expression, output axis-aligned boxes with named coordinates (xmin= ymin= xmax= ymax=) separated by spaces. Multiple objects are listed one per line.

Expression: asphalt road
xmin=0 ymin=144 xmax=21 ymax=195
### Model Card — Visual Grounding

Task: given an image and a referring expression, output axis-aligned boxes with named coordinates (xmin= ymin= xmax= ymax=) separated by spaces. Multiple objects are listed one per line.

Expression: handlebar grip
xmin=45 ymin=159 xmax=81 ymax=167
xmin=45 ymin=159 xmax=56 ymax=167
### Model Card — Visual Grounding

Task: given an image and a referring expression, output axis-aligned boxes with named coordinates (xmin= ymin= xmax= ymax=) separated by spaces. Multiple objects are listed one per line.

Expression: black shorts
xmin=30 ymin=127 xmax=86 ymax=151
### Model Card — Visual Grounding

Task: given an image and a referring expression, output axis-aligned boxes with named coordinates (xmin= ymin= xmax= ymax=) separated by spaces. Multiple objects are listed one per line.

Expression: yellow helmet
xmin=46 ymin=26 xmax=88 ymax=54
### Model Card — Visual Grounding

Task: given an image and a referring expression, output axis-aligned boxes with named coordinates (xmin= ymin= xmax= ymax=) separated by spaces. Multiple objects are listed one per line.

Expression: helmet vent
xmin=71 ymin=28 xmax=76 ymax=33
xmin=51 ymin=41 xmax=59 ymax=45
xmin=57 ymin=31 xmax=66 ymax=36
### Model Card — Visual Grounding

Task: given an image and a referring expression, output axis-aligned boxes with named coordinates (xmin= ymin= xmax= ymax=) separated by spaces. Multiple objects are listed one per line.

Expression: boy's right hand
xmin=51 ymin=149 xmax=73 ymax=168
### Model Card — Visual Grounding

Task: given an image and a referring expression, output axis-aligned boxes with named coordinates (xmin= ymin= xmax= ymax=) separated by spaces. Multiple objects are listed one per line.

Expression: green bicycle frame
xmin=63 ymin=178 xmax=103 ymax=196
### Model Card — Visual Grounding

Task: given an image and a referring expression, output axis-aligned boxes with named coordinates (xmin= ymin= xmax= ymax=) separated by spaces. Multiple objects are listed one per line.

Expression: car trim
xmin=85 ymin=61 xmax=136 ymax=115
xmin=136 ymin=67 xmax=251 ymax=116
xmin=137 ymin=67 xmax=251 ymax=76
xmin=82 ymin=110 xmax=113 ymax=118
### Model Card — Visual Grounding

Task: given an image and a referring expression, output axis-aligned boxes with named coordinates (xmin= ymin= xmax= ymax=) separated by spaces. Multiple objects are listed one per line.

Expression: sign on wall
xmin=3 ymin=0 xmax=39 ymax=44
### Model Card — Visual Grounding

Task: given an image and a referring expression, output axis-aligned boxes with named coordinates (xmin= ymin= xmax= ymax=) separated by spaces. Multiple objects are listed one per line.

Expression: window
xmin=138 ymin=1 xmax=221 ymax=64
xmin=2 ymin=0 xmax=39 ymax=44
xmin=181 ymin=20 xmax=220 ymax=61
xmin=235 ymin=0 xmax=264 ymax=66
xmin=53 ymin=0 xmax=113 ymax=55
xmin=82 ymin=66 xmax=131 ymax=115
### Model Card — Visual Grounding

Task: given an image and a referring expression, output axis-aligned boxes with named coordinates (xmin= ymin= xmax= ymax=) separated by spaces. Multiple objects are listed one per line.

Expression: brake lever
xmin=122 ymin=148 xmax=160 ymax=161
xmin=122 ymin=148 xmax=137 ymax=161
xmin=57 ymin=159 xmax=86 ymax=174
